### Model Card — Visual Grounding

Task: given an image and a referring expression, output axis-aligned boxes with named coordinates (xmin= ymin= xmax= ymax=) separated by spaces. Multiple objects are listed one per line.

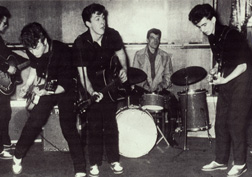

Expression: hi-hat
xmin=128 ymin=67 xmax=147 ymax=85
xmin=171 ymin=66 xmax=207 ymax=86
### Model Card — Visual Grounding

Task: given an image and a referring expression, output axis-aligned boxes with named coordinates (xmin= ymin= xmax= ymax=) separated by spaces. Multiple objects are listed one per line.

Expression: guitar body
xmin=75 ymin=55 xmax=127 ymax=114
xmin=25 ymin=82 xmax=44 ymax=111
xmin=25 ymin=78 xmax=57 ymax=111
xmin=0 ymin=55 xmax=30 ymax=95
xmin=103 ymin=55 xmax=127 ymax=102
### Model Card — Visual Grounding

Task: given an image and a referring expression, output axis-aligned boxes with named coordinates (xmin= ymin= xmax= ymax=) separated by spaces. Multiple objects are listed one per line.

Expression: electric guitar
xmin=75 ymin=55 xmax=127 ymax=114
xmin=0 ymin=55 xmax=30 ymax=95
xmin=25 ymin=77 xmax=57 ymax=111
xmin=212 ymin=60 xmax=222 ymax=93
xmin=212 ymin=27 xmax=232 ymax=93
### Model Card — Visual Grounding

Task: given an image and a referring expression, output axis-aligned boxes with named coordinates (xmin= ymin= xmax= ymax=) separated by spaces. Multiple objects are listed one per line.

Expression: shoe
xmin=0 ymin=150 xmax=13 ymax=160
xmin=110 ymin=162 xmax=123 ymax=174
xmin=12 ymin=156 xmax=22 ymax=175
xmin=201 ymin=161 xmax=228 ymax=171
xmin=89 ymin=164 xmax=99 ymax=177
xmin=4 ymin=143 xmax=16 ymax=150
xmin=227 ymin=164 xmax=247 ymax=177
xmin=75 ymin=172 xmax=87 ymax=177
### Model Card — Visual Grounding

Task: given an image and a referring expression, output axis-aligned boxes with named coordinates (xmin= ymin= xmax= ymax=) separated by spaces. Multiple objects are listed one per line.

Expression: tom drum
xmin=140 ymin=93 xmax=164 ymax=112
xmin=178 ymin=89 xmax=210 ymax=131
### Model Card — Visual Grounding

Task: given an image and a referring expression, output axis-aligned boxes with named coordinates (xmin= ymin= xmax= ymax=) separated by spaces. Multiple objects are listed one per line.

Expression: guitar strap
xmin=77 ymin=37 xmax=88 ymax=100
xmin=215 ymin=26 xmax=233 ymax=71
xmin=44 ymin=41 xmax=54 ymax=86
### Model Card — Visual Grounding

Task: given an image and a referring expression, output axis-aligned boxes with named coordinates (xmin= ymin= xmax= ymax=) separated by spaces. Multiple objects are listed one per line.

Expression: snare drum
xmin=116 ymin=106 xmax=157 ymax=158
xmin=178 ymin=89 xmax=210 ymax=131
xmin=140 ymin=93 xmax=164 ymax=112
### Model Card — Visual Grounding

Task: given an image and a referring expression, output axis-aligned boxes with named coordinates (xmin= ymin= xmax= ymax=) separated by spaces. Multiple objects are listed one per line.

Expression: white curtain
xmin=229 ymin=0 xmax=252 ymax=35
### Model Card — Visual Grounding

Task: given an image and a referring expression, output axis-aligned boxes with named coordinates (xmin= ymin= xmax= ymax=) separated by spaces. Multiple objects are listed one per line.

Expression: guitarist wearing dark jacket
xmin=73 ymin=3 xmax=127 ymax=177
xmin=12 ymin=22 xmax=86 ymax=177
xmin=189 ymin=4 xmax=252 ymax=177
xmin=0 ymin=6 xmax=28 ymax=160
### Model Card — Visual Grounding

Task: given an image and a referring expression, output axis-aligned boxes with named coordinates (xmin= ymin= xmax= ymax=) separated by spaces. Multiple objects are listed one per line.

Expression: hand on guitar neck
xmin=91 ymin=91 xmax=103 ymax=103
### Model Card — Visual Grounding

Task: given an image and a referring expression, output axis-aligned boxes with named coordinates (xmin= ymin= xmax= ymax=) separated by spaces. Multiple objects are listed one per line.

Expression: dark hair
xmin=147 ymin=28 xmax=161 ymax=39
xmin=81 ymin=3 xmax=108 ymax=27
xmin=189 ymin=4 xmax=217 ymax=25
xmin=0 ymin=6 xmax=11 ymax=21
xmin=20 ymin=22 xmax=50 ymax=49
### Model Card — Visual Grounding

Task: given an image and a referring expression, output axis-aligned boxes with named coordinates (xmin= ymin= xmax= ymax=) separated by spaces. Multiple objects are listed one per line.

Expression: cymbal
xmin=171 ymin=66 xmax=207 ymax=86
xmin=128 ymin=67 xmax=147 ymax=85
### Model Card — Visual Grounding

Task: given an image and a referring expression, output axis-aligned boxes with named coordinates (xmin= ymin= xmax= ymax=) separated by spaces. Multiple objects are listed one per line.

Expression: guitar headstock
xmin=75 ymin=99 xmax=90 ymax=114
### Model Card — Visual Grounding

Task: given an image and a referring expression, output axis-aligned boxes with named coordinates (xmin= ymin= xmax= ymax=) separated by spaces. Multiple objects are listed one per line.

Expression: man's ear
xmin=85 ymin=21 xmax=91 ymax=28
xmin=211 ymin=16 xmax=216 ymax=24
xmin=43 ymin=38 xmax=48 ymax=45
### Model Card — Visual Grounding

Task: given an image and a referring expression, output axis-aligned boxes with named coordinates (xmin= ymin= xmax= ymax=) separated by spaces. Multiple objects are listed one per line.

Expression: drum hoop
xmin=178 ymin=89 xmax=207 ymax=95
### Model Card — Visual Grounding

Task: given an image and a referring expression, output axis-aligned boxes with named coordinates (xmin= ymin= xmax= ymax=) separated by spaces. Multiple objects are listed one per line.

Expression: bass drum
xmin=116 ymin=106 xmax=157 ymax=158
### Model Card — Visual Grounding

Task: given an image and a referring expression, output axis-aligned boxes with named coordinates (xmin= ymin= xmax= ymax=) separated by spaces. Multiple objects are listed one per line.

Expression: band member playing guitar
xmin=0 ymin=6 xmax=29 ymax=160
xmin=189 ymin=4 xmax=252 ymax=176
xmin=12 ymin=22 xmax=86 ymax=177
xmin=73 ymin=3 xmax=127 ymax=177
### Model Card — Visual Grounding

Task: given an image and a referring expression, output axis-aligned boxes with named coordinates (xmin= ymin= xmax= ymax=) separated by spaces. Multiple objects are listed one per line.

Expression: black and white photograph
xmin=1 ymin=0 xmax=252 ymax=177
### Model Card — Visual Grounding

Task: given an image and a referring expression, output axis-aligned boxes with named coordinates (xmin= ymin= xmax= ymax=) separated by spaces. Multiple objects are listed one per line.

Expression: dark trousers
xmin=14 ymin=90 xmax=86 ymax=173
xmin=215 ymin=70 xmax=252 ymax=165
xmin=87 ymin=100 xmax=119 ymax=166
xmin=0 ymin=93 xmax=11 ymax=152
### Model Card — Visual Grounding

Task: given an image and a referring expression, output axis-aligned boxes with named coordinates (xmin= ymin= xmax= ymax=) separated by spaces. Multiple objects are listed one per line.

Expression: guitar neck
xmin=17 ymin=60 xmax=30 ymax=70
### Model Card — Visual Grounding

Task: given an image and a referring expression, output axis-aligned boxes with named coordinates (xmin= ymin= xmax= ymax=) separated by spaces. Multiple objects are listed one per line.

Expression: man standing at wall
xmin=73 ymin=3 xmax=127 ymax=177
xmin=12 ymin=22 xmax=86 ymax=177
xmin=189 ymin=4 xmax=252 ymax=177
xmin=0 ymin=6 xmax=28 ymax=160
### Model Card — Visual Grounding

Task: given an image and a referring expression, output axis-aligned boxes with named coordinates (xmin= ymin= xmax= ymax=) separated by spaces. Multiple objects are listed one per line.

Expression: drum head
xmin=116 ymin=108 xmax=157 ymax=158
xmin=141 ymin=94 xmax=164 ymax=111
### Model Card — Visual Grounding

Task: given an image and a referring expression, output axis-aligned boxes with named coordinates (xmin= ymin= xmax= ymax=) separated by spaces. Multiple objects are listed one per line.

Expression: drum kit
xmin=116 ymin=66 xmax=210 ymax=158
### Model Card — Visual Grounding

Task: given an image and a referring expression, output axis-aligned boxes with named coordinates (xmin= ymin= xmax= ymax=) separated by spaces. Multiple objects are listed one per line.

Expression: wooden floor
xmin=1 ymin=134 xmax=252 ymax=177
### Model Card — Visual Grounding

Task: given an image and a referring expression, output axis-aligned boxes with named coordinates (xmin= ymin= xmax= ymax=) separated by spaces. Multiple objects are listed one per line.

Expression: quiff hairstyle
xmin=81 ymin=3 xmax=108 ymax=27
xmin=189 ymin=4 xmax=217 ymax=25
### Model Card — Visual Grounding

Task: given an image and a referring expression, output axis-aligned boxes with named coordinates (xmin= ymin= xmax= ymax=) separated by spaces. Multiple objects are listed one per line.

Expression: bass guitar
xmin=0 ymin=55 xmax=30 ymax=95
xmin=75 ymin=55 xmax=127 ymax=114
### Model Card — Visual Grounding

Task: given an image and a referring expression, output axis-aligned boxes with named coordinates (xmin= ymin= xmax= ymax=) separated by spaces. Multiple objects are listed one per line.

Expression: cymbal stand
xmin=183 ymin=76 xmax=189 ymax=151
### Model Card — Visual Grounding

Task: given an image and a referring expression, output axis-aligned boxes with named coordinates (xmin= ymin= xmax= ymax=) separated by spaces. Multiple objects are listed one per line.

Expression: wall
xmin=0 ymin=0 xmax=214 ymax=100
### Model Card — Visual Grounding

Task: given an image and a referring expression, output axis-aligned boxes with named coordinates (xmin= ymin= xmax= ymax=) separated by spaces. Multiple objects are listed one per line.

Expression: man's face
xmin=86 ymin=12 xmax=106 ymax=36
xmin=28 ymin=39 xmax=48 ymax=58
xmin=196 ymin=17 xmax=216 ymax=36
xmin=0 ymin=16 xmax=8 ymax=33
xmin=147 ymin=33 xmax=160 ymax=50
